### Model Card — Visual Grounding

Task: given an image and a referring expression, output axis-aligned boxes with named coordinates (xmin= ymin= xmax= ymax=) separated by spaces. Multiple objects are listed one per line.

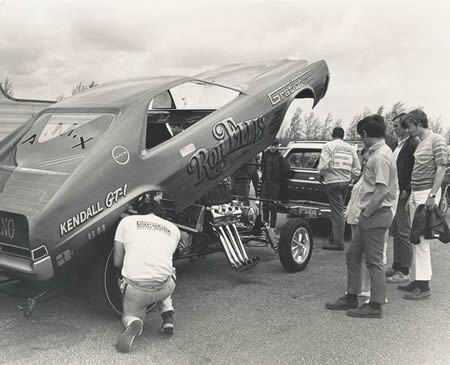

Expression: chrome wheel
xmin=290 ymin=227 xmax=311 ymax=264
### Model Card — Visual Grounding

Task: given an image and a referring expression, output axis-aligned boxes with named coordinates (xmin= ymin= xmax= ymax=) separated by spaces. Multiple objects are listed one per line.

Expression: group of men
xmin=110 ymin=108 xmax=448 ymax=354
xmin=320 ymin=109 xmax=448 ymax=318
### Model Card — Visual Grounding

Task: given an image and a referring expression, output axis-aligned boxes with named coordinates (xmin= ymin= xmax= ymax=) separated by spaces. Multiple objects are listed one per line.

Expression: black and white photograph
xmin=0 ymin=0 xmax=449 ymax=364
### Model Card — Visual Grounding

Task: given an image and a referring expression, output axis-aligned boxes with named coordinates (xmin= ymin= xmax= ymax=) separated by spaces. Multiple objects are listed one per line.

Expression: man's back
xmin=115 ymin=213 xmax=180 ymax=284
xmin=318 ymin=139 xmax=360 ymax=184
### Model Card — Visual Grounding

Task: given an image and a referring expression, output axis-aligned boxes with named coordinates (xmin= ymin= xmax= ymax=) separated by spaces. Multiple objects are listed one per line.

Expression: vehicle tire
xmin=85 ymin=248 xmax=157 ymax=317
xmin=85 ymin=248 xmax=122 ymax=317
xmin=278 ymin=218 xmax=313 ymax=273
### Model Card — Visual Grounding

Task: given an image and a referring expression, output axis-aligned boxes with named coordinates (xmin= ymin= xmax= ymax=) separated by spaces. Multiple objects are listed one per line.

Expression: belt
xmin=123 ymin=275 xmax=174 ymax=290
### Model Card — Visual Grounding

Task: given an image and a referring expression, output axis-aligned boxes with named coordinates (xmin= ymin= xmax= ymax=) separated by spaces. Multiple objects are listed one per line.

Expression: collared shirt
xmin=411 ymin=131 xmax=448 ymax=191
xmin=115 ymin=213 xmax=180 ymax=284
xmin=317 ymin=139 xmax=361 ymax=184
xmin=359 ymin=140 xmax=398 ymax=210
xmin=392 ymin=136 xmax=408 ymax=162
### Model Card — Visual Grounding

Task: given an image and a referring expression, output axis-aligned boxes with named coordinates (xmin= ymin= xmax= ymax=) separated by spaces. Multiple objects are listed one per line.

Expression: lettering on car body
xmin=59 ymin=184 xmax=128 ymax=236
xmin=187 ymin=117 xmax=264 ymax=184
xmin=0 ymin=217 xmax=15 ymax=241
xmin=268 ymin=74 xmax=307 ymax=105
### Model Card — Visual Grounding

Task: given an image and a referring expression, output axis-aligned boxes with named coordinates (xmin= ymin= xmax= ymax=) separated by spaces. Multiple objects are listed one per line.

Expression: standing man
xmin=261 ymin=140 xmax=287 ymax=228
xmin=399 ymin=109 xmax=448 ymax=299
xmin=231 ymin=156 xmax=260 ymax=205
xmin=386 ymin=113 xmax=419 ymax=284
xmin=114 ymin=193 xmax=180 ymax=353
xmin=326 ymin=115 xmax=398 ymax=318
xmin=318 ymin=127 xmax=361 ymax=250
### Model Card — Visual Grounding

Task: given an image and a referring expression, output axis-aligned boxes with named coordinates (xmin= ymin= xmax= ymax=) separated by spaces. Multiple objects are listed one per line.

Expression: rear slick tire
xmin=278 ymin=218 xmax=313 ymax=273
xmin=85 ymin=249 xmax=122 ymax=317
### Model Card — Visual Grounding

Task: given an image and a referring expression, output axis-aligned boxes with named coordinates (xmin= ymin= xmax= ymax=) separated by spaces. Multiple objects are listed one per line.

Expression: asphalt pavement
xmin=1 ymin=223 xmax=450 ymax=365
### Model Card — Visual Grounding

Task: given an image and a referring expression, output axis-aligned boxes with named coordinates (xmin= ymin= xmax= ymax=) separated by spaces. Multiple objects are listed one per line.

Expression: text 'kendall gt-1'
xmin=0 ymin=59 xmax=329 ymax=315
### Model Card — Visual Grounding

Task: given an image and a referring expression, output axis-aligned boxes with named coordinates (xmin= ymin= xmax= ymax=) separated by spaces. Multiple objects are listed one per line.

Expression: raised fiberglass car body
xmin=0 ymin=60 xmax=329 ymax=284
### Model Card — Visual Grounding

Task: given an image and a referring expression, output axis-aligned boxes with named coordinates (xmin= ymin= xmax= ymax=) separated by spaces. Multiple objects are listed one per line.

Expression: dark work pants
xmin=232 ymin=178 xmax=251 ymax=205
xmin=262 ymin=182 xmax=280 ymax=228
xmin=391 ymin=196 xmax=412 ymax=274
xmin=263 ymin=202 xmax=277 ymax=228
xmin=346 ymin=207 xmax=393 ymax=304
xmin=325 ymin=182 xmax=349 ymax=246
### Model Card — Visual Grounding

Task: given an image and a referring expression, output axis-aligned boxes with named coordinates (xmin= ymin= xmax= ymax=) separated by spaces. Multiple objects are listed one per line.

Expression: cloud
xmin=0 ymin=0 xmax=449 ymax=126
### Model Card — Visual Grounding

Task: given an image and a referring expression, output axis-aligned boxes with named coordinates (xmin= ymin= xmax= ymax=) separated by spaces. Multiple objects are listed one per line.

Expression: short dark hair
xmin=357 ymin=114 xmax=386 ymax=138
xmin=392 ymin=113 xmax=407 ymax=122
xmin=332 ymin=127 xmax=344 ymax=139
xmin=134 ymin=192 xmax=162 ymax=215
xmin=402 ymin=109 xmax=428 ymax=129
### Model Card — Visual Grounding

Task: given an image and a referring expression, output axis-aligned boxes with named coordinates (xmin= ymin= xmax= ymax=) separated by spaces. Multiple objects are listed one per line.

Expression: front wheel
xmin=278 ymin=218 xmax=313 ymax=273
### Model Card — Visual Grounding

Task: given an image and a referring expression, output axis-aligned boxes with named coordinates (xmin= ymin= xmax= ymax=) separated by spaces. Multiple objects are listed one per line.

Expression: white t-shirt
xmin=114 ymin=213 xmax=180 ymax=284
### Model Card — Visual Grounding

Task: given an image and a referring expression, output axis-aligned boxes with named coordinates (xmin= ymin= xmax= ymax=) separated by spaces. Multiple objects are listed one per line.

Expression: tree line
xmin=279 ymin=102 xmax=448 ymax=146
xmin=1 ymin=77 xmax=97 ymax=99
xmin=2 ymin=77 xmax=448 ymax=144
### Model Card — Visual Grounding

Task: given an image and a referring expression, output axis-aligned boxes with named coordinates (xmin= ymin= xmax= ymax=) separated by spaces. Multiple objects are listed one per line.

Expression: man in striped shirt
xmin=399 ymin=109 xmax=448 ymax=300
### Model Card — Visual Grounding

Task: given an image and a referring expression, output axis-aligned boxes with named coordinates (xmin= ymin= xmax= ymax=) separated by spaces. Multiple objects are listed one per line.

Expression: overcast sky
xmin=0 ymin=0 xmax=449 ymax=126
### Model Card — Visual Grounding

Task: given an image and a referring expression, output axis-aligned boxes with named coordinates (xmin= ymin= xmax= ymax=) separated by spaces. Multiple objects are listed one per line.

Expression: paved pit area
xmin=1 ymin=228 xmax=450 ymax=365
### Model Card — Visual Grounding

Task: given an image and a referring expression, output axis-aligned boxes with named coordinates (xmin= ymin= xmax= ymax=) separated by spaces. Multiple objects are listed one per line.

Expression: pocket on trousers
xmin=359 ymin=208 xmax=392 ymax=229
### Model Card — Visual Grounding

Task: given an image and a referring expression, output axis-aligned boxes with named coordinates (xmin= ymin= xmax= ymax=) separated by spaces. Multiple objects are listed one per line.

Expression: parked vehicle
xmin=0 ymin=59 xmax=330 ymax=316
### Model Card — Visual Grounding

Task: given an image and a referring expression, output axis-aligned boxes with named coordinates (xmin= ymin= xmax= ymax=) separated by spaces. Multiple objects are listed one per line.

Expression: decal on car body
xmin=268 ymin=74 xmax=307 ymax=105
xmin=60 ymin=184 xmax=128 ymax=236
xmin=112 ymin=145 xmax=130 ymax=165
xmin=187 ymin=116 xmax=264 ymax=184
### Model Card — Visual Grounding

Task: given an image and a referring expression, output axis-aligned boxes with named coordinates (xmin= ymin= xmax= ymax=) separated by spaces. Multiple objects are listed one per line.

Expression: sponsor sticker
xmin=180 ymin=143 xmax=196 ymax=157
xmin=268 ymin=74 xmax=307 ymax=105
xmin=60 ymin=184 xmax=127 ymax=236
xmin=112 ymin=145 xmax=130 ymax=165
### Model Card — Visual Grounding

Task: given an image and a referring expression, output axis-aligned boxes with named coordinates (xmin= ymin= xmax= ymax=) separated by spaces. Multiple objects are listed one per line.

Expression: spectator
xmin=261 ymin=140 xmax=288 ymax=228
xmin=399 ymin=109 xmax=448 ymax=299
xmin=386 ymin=113 xmax=419 ymax=284
xmin=231 ymin=156 xmax=260 ymax=205
xmin=326 ymin=115 xmax=398 ymax=318
xmin=318 ymin=127 xmax=361 ymax=250
xmin=113 ymin=193 xmax=180 ymax=353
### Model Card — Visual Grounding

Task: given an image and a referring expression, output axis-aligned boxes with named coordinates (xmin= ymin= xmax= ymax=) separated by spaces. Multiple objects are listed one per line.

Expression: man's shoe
xmin=403 ymin=288 xmax=431 ymax=300
xmin=397 ymin=282 xmax=416 ymax=292
xmin=385 ymin=267 xmax=396 ymax=277
xmin=160 ymin=310 xmax=174 ymax=335
xmin=386 ymin=272 xmax=410 ymax=284
xmin=116 ymin=318 xmax=143 ymax=353
xmin=347 ymin=303 xmax=382 ymax=318
xmin=325 ymin=294 xmax=358 ymax=310
xmin=322 ymin=244 xmax=344 ymax=251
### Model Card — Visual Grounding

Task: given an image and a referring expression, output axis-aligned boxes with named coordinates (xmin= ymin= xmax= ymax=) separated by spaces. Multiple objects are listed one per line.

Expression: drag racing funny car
xmin=0 ymin=59 xmax=329 ymax=315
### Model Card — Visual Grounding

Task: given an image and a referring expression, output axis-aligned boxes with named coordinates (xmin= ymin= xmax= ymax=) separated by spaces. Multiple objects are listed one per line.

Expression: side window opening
xmin=288 ymin=149 xmax=322 ymax=169
xmin=145 ymin=81 xmax=239 ymax=150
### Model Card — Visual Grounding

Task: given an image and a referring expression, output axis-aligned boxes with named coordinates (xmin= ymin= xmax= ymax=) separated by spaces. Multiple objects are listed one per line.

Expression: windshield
xmin=15 ymin=112 xmax=114 ymax=169
xmin=34 ymin=113 xmax=113 ymax=144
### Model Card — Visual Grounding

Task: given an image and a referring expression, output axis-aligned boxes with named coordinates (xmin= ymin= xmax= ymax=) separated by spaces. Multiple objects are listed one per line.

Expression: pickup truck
xmin=279 ymin=140 xmax=450 ymax=214
xmin=280 ymin=140 xmax=360 ymax=205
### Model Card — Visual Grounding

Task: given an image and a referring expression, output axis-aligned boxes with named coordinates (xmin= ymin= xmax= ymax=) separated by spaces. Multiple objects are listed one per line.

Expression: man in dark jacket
xmin=231 ymin=156 xmax=260 ymax=205
xmin=386 ymin=113 xmax=419 ymax=284
xmin=261 ymin=141 xmax=287 ymax=228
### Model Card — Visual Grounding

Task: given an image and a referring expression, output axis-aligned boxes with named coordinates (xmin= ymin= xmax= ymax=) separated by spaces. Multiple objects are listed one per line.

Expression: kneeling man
xmin=114 ymin=192 xmax=180 ymax=353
